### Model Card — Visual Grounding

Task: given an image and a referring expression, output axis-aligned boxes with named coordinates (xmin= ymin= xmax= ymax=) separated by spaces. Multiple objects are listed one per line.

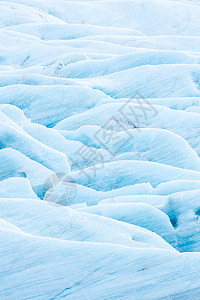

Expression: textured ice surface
xmin=1 ymin=0 xmax=200 ymax=299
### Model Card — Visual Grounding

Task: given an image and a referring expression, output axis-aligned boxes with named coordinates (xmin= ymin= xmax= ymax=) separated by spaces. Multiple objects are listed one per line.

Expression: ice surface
xmin=0 ymin=177 xmax=39 ymax=199
xmin=1 ymin=0 xmax=200 ymax=298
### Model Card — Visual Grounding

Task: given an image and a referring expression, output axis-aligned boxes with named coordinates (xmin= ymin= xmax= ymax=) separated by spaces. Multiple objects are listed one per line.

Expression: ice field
xmin=1 ymin=0 xmax=200 ymax=299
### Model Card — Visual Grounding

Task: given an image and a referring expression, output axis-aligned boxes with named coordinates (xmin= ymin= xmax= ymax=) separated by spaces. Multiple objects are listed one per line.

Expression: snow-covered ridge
xmin=1 ymin=0 xmax=200 ymax=299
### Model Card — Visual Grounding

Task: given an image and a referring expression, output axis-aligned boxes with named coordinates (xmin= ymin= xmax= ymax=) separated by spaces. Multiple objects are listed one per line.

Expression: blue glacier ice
xmin=1 ymin=0 xmax=200 ymax=299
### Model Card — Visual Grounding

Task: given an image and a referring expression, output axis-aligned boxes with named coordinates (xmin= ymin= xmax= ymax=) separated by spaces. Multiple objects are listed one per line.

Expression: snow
xmin=60 ymin=126 xmax=200 ymax=171
xmin=0 ymin=197 xmax=175 ymax=250
xmin=1 ymin=0 xmax=200 ymax=298
xmin=78 ymin=203 xmax=177 ymax=246
xmin=69 ymin=160 xmax=200 ymax=191
xmin=0 ymin=177 xmax=39 ymax=199
xmin=0 ymin=115 xmax=70 ymax=173
xmin=2 ymin=227 xmax=200 ymax=300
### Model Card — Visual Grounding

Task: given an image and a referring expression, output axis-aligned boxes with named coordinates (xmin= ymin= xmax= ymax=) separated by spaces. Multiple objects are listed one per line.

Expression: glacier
xmin=1 ymin=0 xmax=200 ymax=299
